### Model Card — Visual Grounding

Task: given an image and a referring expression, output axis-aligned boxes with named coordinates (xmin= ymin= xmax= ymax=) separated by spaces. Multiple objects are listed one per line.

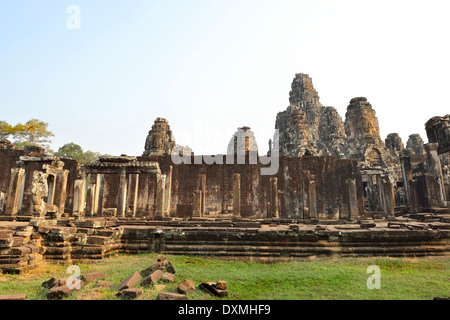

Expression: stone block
xmin=165 ymin=261 xmax=176 ymax=274
xmin=82 ymin=272 xmax=106 ymax=283
xmin=140 ymin=261 xmax=164 ymax=278
xmin=47 ymin=282 xmax=84 ymax=300
xmin=141 ymin=269 xmax=163 ymax=287
xmin=162 ymin=272 xmax=175 ymax=283
xmin=42 ymin=277 xmax=67 ymax=289
xmin=116 ymin=288 xmax=143 ymax=300
xmin=177 ymin=279 xmax=196 ymax=294
xmin=199 ymin=281 xmax=228 ymax=297
xmin=117 ymin=271 xmax=141 ymax=291
xmin=156 ymin=292 xmax=188 ymax=300
xmin=0 ymin=294 xmax=27 ymax=300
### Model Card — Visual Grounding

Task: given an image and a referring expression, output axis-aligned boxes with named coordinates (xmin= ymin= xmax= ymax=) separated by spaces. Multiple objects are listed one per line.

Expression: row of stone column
xmin=190 ymin=171 xmax=361 ymax=220
xmin=74 ymin=167 xmax=172 ymax=219
xmin=2 ymin=165 xmax=69 ymax=217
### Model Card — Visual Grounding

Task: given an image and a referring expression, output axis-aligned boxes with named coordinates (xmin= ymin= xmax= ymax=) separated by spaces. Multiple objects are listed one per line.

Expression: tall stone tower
xmin=142 ymin=118 xmax=176 ymax=156
xmin=274 ymin=73 xmax=346 ymax=157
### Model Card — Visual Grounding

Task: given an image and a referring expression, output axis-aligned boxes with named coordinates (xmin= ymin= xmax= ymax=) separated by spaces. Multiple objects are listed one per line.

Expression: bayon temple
xmin=0 ymin=73 xmax=449 ymax=272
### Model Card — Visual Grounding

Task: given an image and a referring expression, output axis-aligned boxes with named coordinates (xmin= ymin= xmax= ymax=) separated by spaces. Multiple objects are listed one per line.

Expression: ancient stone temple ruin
xmin=0 ymin=73 xmax=449 ymax=272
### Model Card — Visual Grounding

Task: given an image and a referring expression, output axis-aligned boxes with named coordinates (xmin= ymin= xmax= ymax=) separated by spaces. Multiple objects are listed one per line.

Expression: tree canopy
xmin=0 ymin=119 xmax=54 ymax=151
xmin=54 ymin=142 xmax=102 ymax=163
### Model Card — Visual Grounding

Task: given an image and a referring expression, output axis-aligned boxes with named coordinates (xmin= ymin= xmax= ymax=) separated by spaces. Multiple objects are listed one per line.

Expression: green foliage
xmin=54 ymin=142 xmax=102 ymax=163
xmin=0 ymin=119 xmax=54 ymax=151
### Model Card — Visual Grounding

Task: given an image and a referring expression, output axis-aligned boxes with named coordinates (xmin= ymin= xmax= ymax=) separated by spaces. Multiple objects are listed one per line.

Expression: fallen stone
xmin=82 ymin=272 xmax=106 ymax=283
xmin=216 ymin=280 xmax=227 ymax=290
xmin=47 ymin=283 xmax=82 ymax=300
xmin=156 ymin=292 xmax=188 ymax=300
xmin=199 ymin=282 xmax=228 ymax=297
xmin=96 ymin=280 xmax=114 ymax=290
xmin=0 ymin=294 xmax=27 ymax=300
xmin=162 ymin=272 xmax=175 ymax=283
xmin=42 ymin=277 xmax=67 ymax=289
xmin=116 ymin=288 xmax=143 ymax=300
xmin=141 ymin=269 xmax=163 ymax=287
xmin=177 ymin=279 xmax=196 ymax=294
xmin=140 ymin=262 xmax=164 ymax=278
xmin=165 ymin=261 xmax=176 ymax=274
xmin=117 ymin=271 xmax=141 ymax=291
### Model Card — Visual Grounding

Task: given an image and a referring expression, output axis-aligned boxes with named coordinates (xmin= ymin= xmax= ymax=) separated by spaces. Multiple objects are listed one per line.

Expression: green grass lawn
xmin=0 ymin=254 xmax=448 ymax=300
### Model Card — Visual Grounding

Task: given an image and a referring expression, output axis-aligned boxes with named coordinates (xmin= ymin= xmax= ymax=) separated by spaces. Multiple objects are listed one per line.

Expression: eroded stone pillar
xmin=117 ymin=169 xmax=128 ymax=217
xmin=72 ymin=177 xmax=86 ymax=218
xmin=400 ymin=156 xmax=413 ymax=207
xmin=270 ymin=177 xmax=279 ymax=219
xmin=347 ymin=178 xmax=358 ymax=220
xmin=232 ymin=173 xmax=241 ymax=217
xmin=164 ymin=166 xmax=173 ymax=217
xmin=192 ymin=190 xmax=202 ymax=217
xmin=155 ymin=174 xmax=166 ymax=218
xmin=383 ymin=179 xmax=395 ymax=217
xmin=409 ymin=179 xmax=420 ymax=213
xmin=4 ymin=168 xmax=25 ymax=216
xmin=199 ymin=173 xmax=206 ymax=216
xmin=308 ymin=180 xmax=317 ymax=219
xmin=424 ymin=143 xmax=446 ymax=205
xmin=127 ymin=174 xmax=139 ymax=217
xmin=302 ymin=170 xmax=311 ymax=219
xmin=53 ymin=169 xmax=69 ymax=215
xmin=86 ymin=174 xmax=101 ymax=216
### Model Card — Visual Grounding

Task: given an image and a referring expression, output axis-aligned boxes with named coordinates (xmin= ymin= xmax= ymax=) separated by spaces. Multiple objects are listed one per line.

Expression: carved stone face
xmin=31 ymin=171 xmax=49 ymax=198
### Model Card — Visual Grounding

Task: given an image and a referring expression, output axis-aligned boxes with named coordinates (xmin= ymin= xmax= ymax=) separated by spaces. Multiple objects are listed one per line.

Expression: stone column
xmin=346 ymin=178 xmax=358 ymax=220
xmin=400 ymin=156 xmax=413 ymax=207
xmin=308 ymin=180 xmax=317 ymax=219
xmin=270 ymin=177 xmax=279 ymax=219
xmin=409 ymin=179 xmax=420 ymax=213
xmin=192 ymin=190 xmax=202 ymax=218
xmin=0 ymin=192 xmax=5 ymax=214
xmin=117 ymin=169 xmax=128 ymax=217
xmin=4 ymin=168 xmax=25 ymax=216
xmin=127 ymin=174 xmax=139 ymax=217
xmin=86 ymin=174 xmax=101 ymax=216
xmin=155 ymin=174 xmax=166 ymax=218
xmin=383 ymin=179 xmax=395 ymax=217
xmin=232 ymin=173 xmax=241 ymax=217
xmin=53 ymin=169 xmax=69 ymax=215
xmin=199 ymin=174 xmax=206 ymax=216
xmin=302 ymin=170 xmax=311 ymax=219
xmin=164 ymin=166 xmax=173 ymax=217
xmin=72 ymin=177 xmax=86 ymax=218
xmin=424 ymin=143 xmax=446 ymax=205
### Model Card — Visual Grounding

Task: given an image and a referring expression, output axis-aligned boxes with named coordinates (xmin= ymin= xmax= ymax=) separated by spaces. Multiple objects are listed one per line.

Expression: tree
xmin=12 ymin=119 xmax=54 ymax=149
xmin=54 ymin=142 xmax=102 ymax=163
xmin=0 ymin=120 xmax=14 ymax=139
xmin=54 ymin=142 xmax=84 ymax=160
xmin=0 ymin=119 xmax=54 ymax=151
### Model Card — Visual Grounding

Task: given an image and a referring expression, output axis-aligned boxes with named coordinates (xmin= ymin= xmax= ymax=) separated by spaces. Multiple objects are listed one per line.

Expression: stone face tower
xmin=405 ymin=134 xmax=425 ymax=156
xmin=275 ymin=73 xmax=346 ymax=157
xmin=344 ymin=97 xmax=387 ymax=163
xmin=227 ymin=126 xmax=258 ymax=155
xmin=143 ymin=118 xmax=176 ymax=156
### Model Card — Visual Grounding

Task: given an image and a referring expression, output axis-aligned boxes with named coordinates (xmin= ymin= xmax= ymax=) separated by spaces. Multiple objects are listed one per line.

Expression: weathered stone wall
xmin=142 ymin=154 xmax=363 ymax=220
xmin=0 ymin=145 xmax=25 ymax=195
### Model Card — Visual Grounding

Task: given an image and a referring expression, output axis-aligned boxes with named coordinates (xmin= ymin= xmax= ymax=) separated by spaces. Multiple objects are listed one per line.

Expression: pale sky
xmin=1 ymin=0 xmax=449 ymax=156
